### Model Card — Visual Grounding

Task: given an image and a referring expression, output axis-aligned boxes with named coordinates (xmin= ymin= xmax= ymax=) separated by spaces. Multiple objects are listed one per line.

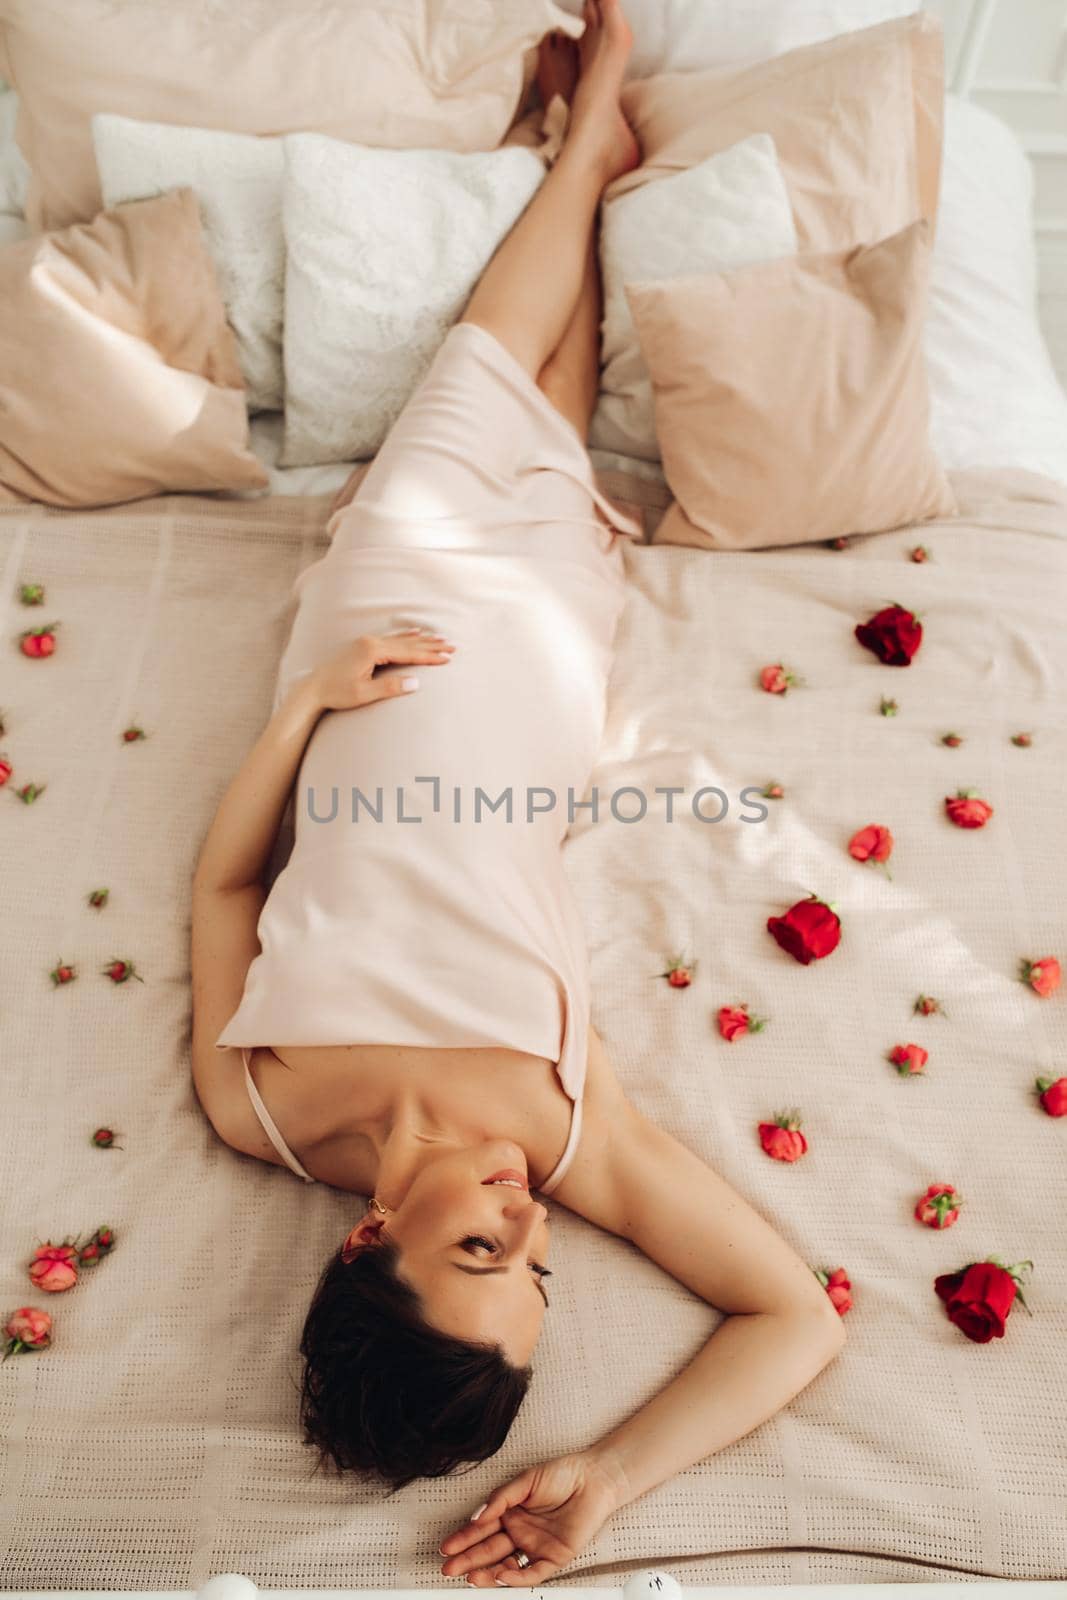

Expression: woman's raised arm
xmin=440 ymin=1032 xmax=846 ymax=1586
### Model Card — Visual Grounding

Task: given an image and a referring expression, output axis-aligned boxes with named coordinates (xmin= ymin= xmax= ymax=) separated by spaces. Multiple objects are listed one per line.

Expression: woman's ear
xmin=341 ymin=1213 xmax=387 ymax=1263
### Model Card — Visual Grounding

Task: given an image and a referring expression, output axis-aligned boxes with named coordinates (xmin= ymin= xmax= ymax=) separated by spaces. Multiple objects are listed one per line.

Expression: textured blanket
xmin=0 ymin=468 xmax=1064 ymax=1588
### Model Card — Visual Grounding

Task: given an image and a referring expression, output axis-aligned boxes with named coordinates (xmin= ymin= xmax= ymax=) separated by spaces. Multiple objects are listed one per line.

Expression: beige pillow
xmin=0 ymin=0 xmax=581 ymax=231
xmin=0 ymin=188 xmax=268 ymax=508
xmin=625 ymin=218 xmax=957 ymax=551
xmin=608 ymin=12 xmax=944 ymax=253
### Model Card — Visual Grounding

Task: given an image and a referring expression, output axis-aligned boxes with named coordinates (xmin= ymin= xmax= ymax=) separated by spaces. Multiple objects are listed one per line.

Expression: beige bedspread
xmin=0 ymin=467 xmax=1065 ymax=1588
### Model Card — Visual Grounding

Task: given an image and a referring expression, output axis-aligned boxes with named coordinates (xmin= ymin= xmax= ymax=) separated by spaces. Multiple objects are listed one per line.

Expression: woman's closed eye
xmin=461 ymin=1233 xmax=553 ymax=1291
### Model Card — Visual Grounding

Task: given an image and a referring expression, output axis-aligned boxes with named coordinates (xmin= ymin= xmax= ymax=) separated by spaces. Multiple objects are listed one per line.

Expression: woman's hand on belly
xmin=312 ymin=629 xmax=455 ymax=711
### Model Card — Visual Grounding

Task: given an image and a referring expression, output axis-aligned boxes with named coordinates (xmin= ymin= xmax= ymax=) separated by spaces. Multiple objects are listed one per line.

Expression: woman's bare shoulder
xmin=545 ymin=1024 xmax=636 ymax=1220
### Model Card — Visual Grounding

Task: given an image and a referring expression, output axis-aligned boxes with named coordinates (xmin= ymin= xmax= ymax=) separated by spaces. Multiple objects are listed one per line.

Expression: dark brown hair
xmin=298 ymin=1237 xmax=533 ymax=1492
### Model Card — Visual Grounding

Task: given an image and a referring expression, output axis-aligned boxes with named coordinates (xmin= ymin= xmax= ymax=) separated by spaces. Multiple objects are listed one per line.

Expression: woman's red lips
xmin=482 ymin=1168 xmax=529 ymax=1190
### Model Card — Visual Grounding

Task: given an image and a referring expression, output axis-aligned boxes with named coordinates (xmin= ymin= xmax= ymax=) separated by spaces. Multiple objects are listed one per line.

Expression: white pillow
xmin=0 ymin=89 xmax=29 ymax=218
xmin=591 ymin=133 xmax=799 ymax=461
xmin=92 ymin=115 xmax=285 ymax=413
xmin=279 ymin=134 xmax=545 ymax=468
xmin=553 ymin=0 xmax=916 ymax=75
xmin=923 ymin=94 xmax=1067 ymax=485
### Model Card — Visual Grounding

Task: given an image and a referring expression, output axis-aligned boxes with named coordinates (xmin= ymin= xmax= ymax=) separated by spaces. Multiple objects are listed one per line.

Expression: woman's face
xmin=350 ymin=1139 xmax=551 ymax=1365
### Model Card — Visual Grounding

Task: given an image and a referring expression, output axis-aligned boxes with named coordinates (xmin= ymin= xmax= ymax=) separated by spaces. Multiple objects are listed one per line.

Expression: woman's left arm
xmin=193 ymin=627 xmax=454 ymax=894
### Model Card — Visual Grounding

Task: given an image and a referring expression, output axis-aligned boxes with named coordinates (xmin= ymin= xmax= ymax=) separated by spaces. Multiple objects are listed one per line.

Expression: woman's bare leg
xmin=459 ymin=0 xmax=636 ymax=380
xmin=536 ymin=231 xmax=603 ymax=439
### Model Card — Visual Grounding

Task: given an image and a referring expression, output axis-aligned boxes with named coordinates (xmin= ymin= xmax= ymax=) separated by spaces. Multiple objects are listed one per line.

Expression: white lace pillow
xmin=93 ymin=116 xmax=285 ymax=413
xmin=592 ymin=133 xmax=799 ymax=461
xmin=279 ymin=135 xmax=545 ymax=468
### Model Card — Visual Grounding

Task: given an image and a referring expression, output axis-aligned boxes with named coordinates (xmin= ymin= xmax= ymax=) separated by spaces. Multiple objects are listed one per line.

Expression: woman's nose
xmin=503 ymin=1196 xmax=548 ymax=1240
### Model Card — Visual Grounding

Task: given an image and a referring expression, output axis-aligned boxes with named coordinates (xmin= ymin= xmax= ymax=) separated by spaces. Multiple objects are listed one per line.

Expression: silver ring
xmin=514 ymin=1551 xmax=531 ymax=1570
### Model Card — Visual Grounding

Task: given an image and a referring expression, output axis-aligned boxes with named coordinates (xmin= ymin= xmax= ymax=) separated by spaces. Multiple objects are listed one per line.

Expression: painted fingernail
xmin=401 ymin=676 xmax=419 ymax=691
xmin=471 ymin=1501 xmax=488 ymax=1521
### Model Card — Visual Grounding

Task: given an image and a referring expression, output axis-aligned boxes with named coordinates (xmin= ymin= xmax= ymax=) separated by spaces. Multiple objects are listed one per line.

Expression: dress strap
xmin=536 ymin=1095 xmax=583 ymax=1197
xmin=241 ymin=1048 xmax=317 ymax=1184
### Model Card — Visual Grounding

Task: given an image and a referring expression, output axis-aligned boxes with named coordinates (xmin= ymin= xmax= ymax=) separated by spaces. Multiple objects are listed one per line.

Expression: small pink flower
xmin=103 ymin=957 xmax=144 ymax=984
xmin=848 ymin=824 xmax=893 ymax=869
xmin=940 ymin=732 xmax=963 ymax=748
xmin=758 ymin=1111 xmax=808 ymax=1162
xmin=2 ymin=1306 xmax=53 ymax=1361
xmin=121 ymin=726 xmax=146 ymax=744
xmin=915 ymin=1183 xmax=962 ymax=1229
xmin=945 ymin=791 xmax=993 ymax=829
xmin=1019 ymin=957 xmax=1061 ymax=998
xmin=813 ymin=1266 xmax=852 ymax=1315
xmin=50 ymin=960 xmax=76 ymax=987
xmin=656 ymin=954 xmax=696 ymax=988
xmin=762 ymin=781 xmax=784 ymax=800
xmin=1010 ymin=732 xmax=1033 ymax=748
xmin=28 ymin=1243 xmax=78 ymax=1294
xmin=913 ymin=993 xmax=944 ymax=1017
xmin=759 ymin=663 xmax=800 ymax=695
xmin=889 ymin=1042 xmax=928 ymax=1077
xmin=910 ymin=545 xmax=929 ymax=564
xmin=716 ymin=1003 xmax=767 ymax=1042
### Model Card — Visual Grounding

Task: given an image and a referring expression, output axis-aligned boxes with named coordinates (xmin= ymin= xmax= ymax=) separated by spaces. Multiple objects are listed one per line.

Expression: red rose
xmin=758 ymin=1111 xmax=808 ymax=1162
xmin=889 ymin=1042 xmax=928 ymax=1076
xmin=933 ymin=1257 xmax=1032 ymax=1343
xmin=1036 ymin=1076 xmax=1067 ymax=1117
xmin=1010 ymin=732 xmax=1032 ymax=748
xmin=103 ymin=957 xmax=143 ymax=984
xmin=0 ymin=755 xmax=11 ymax=787
xmin=759 ymin=662 xmax=798 ymax=695
xmin=1019 ymin=956 xmax=1061 ymax=998
xmin=910 ymin=545 xmax=929 ymax=563
xmin=18 ymin=623 xmax=59 ymax=658
xmin=122 ymin=726 xmax=146 ymax=743
xmin=915 ymin=1183 xmax=962 ymax=1229
xmin=767 ymin=894 xmax=841 ymax=964
xmin=813 ymin=1266 xmax=852 ymax=1315
xmin=91 ymin=1127 xmax=116 ymax=1147
xmin=28 ymin=1243 xmax=78 ymax=1293
xmin=14 ymin=782 xmax=45 ymax=804
xmin=668 ymin=967 xmax=691 ymax=988
xmin=762 ymin=781 xmax=784 ymax=800
xmin=50 ymin=960 xmax=76 ymax=987
xmin=88 ymin=887 xmax=109 ymax=909
xmin=717 ymin=1003 xmax=767 ymax=1042
xmin=913 ymin=993 xmax=942 ymax=1016
xmin=848 ymin=824 xmax=893 ymax=865
xmin=95 ymin=1226 xmax=116 ymax=1253
xmin=940 ymin=732 xmax=963 ymax=748
xmin=854 ymin=603 xmax=922 ymax=665
xmin=944 ymin=791 xmax=993 ymax=829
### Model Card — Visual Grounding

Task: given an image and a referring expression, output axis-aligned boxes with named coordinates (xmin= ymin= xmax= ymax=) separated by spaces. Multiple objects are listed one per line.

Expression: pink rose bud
xmin=913 ymin=993 xmax=943 ymax=1016
xmin=940 ymin=732 xmax=963 ymax=748
xmin=121 ymin=726 xmax=146 ymax=743
xmin=910 ymin=545 xmax=929 ymax=563
xmin=813 ymin=1266 xmax=852 ymax=1315
xmin=889 ymin=1042 xmax=928 ymax=1076
xmin=758 ymin=1112 xmax=808 ymax=1162
xmin=94 ymin=1226 xmax=116 ymax=1253
xmin=1010 ymin=732 xmax=1032 ymax=748
xmin=103 ymin=958 xmax=143 ymax=984
xmin=50 ymin=960 xmax=76 ymax=987
xmin=915 ymin=1183 xmax=962 ymax=1229
xmin=28 ymin=1243 xmax=78 ymax=1293
xmin=2 ymin=1306 xmax=53 ymax=1361
xmin=78 ymin=1241 xmax=102 ymax=1266
xmin=91 ymin=1127 xmax=116 ymax=1148
xmin=761 ymin=781 xmax=784 ymax=800
xmin=1019 ymin=957 xmax=1061 ymax=998
xmin=657 ymin=955 xmax=696 ymax=988
xmin=944 ymin=791 xmax=993 ymax=829
xmin=759 ymin=662 xmax=799 ymax=695
xmin=716 ymin=1003 xmax=767 ymax=1041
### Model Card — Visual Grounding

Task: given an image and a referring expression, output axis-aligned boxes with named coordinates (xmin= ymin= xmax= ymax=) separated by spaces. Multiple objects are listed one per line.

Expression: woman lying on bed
xmin=190 ymin=0 xmax=845 ymax=1582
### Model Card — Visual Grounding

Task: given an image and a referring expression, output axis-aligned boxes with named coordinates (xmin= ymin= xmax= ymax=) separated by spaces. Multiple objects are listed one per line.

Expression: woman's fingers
xmin=440 ymin=1472 xmax=538 ymax=1557
xmin=370 ymin=636 xmax=455 ymax=668
xmin=488 ymin=1555 xmax=559 ymax=1586
xmin=440 ymin=1528 xmax=515 ymax=1576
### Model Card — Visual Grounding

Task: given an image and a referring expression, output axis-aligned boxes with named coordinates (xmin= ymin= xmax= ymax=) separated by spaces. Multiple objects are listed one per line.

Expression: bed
xmin=1 ymin=1 xmax=1066 ymax=1592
